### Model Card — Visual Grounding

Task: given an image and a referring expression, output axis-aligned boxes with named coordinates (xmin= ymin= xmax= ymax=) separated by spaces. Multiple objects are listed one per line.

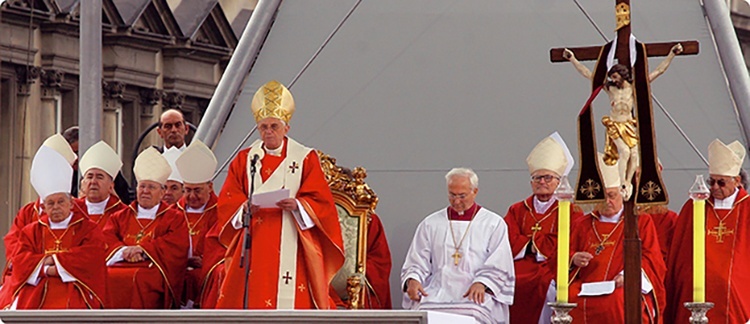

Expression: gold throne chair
xmin=319 ymin=151 xmax=378 ymax=309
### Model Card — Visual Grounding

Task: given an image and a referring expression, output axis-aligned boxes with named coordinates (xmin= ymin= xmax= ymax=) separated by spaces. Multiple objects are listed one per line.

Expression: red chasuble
xmin=198 ymin=218 xmax=227 ymax=309
xmin=642 ymin=208 xmax=678 ymax=264
xmin=363 ymin=213 xmax=392 ymax=309
xmin=73 ymin=195 xmax=126 ymax=232
xmin=172 ymin=193 xmax=218 ymax=306
xmin=666 ymin=188 xmax=750 ymax=323
xmin=214 ymin=138 xmax=344 ymax=309
xmin=102 ymin=202 xmax=189 ymax=308
xmin=568 ymin=212 xmax=666 ymax=322
xmin=0 ymin=211 xmax=107 ymax=309
xmin=3 ymin=200 xmax=42 ymax=284
xmin=504 ymin=196 xmax=584 ymax=324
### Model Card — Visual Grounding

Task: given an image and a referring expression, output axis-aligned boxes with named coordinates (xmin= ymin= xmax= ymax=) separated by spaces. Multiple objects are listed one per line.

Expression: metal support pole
xmin=78 ymin=0 xmax=102 ymax=154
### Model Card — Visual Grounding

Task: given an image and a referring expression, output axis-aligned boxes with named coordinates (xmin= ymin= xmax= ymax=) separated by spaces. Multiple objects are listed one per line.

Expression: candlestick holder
xmin=684 ymin=302 xmax=713 ymax=324
xmin=547 ymin=302 xmax=576 ymax=324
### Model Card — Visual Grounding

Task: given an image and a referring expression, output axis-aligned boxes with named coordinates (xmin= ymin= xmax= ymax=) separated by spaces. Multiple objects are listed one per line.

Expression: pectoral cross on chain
xmin=531 ymin=223 xmax=542 ymax=233
xmin=289 ymin=162 xmax=299 ymax=174
xmin=708 ymin=221 xmax=734 ymax=243
xmin=451 ymin=251 xmax=462 ymax=265
xmin=282 ymin=271 xmax=293 ymax=284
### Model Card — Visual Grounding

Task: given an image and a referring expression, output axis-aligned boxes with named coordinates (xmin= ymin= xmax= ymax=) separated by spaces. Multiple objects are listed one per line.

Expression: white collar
xmin=85 ymin=196 xmax=110 ymax=215
xmin=137 ymin=204 xmax=160 ymax=220
xmin=163 ymin=144 xmax=186 ymax=152
xmin=599 ymin=207 xmax=624 ymax=223
xmin=265 ymin=139 xmax=285 ymax=157
xmin=50 ymin=213 xmax=73 ymax=229
xmin=186 ymin=203 xmax=206 ymax=213
xmin=713 ymin=188 xmax=739 ymax=210
xmin=533 ymin=195 xmax=557 ymax=214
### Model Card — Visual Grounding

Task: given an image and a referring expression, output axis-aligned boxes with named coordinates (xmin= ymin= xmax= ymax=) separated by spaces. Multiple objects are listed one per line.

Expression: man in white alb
xmin=401 ymin=168 xmax=515 ymax=324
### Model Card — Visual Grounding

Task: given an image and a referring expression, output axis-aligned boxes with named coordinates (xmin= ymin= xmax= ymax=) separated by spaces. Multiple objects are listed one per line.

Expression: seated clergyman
xmin=0 ymin=145 xmax=106 ymax=309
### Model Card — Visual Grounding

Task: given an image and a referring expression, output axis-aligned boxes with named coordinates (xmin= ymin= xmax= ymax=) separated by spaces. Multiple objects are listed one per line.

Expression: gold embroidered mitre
xmin=251 ymin=80 xmax=295 ymax=124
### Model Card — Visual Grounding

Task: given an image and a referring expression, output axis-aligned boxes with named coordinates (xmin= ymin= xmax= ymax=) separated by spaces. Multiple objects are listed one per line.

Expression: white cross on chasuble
xmin=247 ymin=138 xmax=310 ymax=309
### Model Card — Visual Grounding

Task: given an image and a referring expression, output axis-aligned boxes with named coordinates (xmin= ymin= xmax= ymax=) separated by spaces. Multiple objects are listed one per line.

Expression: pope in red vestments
xmin=666 ymin=139 xmax=750 ymax=323
xmin=102 ymin=147 xmax=189 ymax=309
xmin=214 ymin=80 xmax=344 ymax=309
xmin=505 ymin=134 xmax=583 ymax=323
xmin=568 ymin=155 xmax=665 ymax=323
xmin=0 ymin=144 xmax=106 ymax=309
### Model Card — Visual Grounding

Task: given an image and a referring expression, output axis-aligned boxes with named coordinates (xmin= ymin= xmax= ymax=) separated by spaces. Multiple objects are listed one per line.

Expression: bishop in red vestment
xmin=568 ymin=154 xmax=665 ymax=322
xmin=171 ymin=140 xmax=220 ymax=308
xmin=74 ymin=141 xmax=128 ymax=231
xmin=3 ymin=134 xmax=79 ymax=284
xmin=0 ymin=145 xmax=106 ymax=309
xmin=666 ymin=139 xmax=750 ymax=323
xmin=102 ymin=147 xmax=189 ymax=309
xmin=215 ymin=80 xmax=344 ymax=310
xmin=505 ymin=134 xmax=583 ymax=323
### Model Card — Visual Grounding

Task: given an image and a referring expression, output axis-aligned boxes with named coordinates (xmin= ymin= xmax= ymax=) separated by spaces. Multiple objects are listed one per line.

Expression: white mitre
xmin=598 ymin=152 xmax=621 ymax=189
xmin=175 ymin=140 xmax=217 ymax=184
xmin=30 ymin=146 xmax=73 ymax=200
xmin=134 ymin=147 xmax=172 ymax=185
xmin=42 ymin=133 xmax=77 ymax=166
xmin=161 ymin=147 xmax=183 ymax=183
xmin=79 ymin=141 xmax=122 ymax=179
xmin=527 ymin=132 xmax=574 ymax=177
xmin=708 ymin=139 xmax=746 ymax=176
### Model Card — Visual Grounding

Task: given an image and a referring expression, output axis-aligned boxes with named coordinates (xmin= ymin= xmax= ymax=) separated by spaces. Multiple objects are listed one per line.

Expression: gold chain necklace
xmin=591 ymin=216 xmax=623 ymax=255
xmin=448 ymin=206 xmax=479 ymax=266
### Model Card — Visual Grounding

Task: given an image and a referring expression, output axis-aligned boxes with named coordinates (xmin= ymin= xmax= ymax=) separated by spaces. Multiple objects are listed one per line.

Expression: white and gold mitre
xmin=251 ymin=80 xmax=295 ymax=124
xmin=175 ymin=140 xmax=217 ymax=184
xmin=708 ymin=139 xmax=746 ymax=176
xmin=42 ymin=133 xmax=77 ymax=166
xmin=598 ymin=152 xmax=621 ymax=189
xmin=526 ymin=133 xmax=572 ymax=176
xmin=31 ymin=146 xmax=73 ymax=200
xmin=79 ymin=141 xmax=122 ymax=179
xmin=134 ymin=147 xmax=172 ymax=185
xmin=161 ymin=147 xmax=183 ymax=183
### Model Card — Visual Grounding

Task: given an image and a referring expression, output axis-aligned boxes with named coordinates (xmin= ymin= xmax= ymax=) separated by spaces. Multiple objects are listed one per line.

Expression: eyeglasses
xmin=707 ymin=177 xmax=732 ymax=187
xmin=531 ymin=175 xmax=560 ymax=183
xmin=448 ymin=193 xmax=469 ymax=200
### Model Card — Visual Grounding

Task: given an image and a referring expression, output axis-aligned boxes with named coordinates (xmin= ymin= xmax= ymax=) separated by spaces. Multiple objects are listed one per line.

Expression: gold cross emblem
xmin=451 ymin=251 xmax=462 ymax=265
xmin=708 ymin=221 xmax=734 ymax=243
xmin=640 ymin=181 xmax=662 ymax=201
xmin=298 ymin=284 xmax=306 ymax=292
xmin=265 ymin=299 xmax=273 ymax=307
xmin=531 ymin=223 xmax=542 ymax=233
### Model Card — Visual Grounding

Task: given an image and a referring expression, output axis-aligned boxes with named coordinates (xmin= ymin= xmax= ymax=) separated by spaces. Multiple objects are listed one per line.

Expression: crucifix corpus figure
xmin=561 ymin=43 xmax=682 ymax=199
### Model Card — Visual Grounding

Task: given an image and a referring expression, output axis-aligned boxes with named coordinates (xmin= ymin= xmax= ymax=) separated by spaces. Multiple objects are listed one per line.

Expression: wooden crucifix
xmin=550 ymin=1 xmax=698 ymax=322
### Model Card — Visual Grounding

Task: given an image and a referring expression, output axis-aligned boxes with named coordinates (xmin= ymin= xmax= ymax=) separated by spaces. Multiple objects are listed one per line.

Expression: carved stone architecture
xmin=0 ymin=0 xmax=257 ymax=263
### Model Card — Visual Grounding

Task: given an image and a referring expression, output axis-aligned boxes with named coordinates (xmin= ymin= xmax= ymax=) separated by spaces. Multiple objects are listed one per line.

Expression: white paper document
xmin=252 ymin=189 xmax=290 ymax=208
xmin=578 ymin=281 xmax=616 ymax=296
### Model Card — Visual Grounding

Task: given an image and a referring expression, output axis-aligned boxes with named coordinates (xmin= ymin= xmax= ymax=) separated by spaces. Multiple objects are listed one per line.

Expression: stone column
xmin=102 ymin=81 xmax=125 ymax=151
xmin=138 ymin=88 xmax=164 ymax=149
xmin=40 ymin=69 xmax=64 ymax=137
xmin=15 ymin=65 xmax=42 ymax=205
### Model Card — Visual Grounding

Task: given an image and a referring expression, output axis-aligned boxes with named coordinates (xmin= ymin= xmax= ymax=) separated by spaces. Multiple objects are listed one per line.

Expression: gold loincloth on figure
xmin=602 ymin=116 xmax=638 ymax=166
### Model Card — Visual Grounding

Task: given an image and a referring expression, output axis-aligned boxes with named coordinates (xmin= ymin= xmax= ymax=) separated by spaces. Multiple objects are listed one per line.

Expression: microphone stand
xmin=240 ymin=154 xmax=258 ymax=310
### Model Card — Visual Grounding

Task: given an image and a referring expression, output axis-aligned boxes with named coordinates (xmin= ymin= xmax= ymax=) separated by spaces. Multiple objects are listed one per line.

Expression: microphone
xmin=251 ymin=154 xmax=260 ymax=165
